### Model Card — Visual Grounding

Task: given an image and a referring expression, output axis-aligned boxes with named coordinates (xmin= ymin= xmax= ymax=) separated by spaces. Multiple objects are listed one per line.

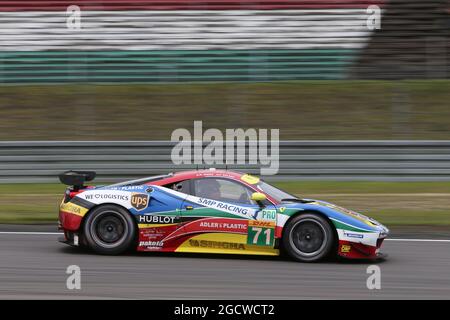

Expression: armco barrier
xmin=1 ymin=141 xmax=450 ymax=183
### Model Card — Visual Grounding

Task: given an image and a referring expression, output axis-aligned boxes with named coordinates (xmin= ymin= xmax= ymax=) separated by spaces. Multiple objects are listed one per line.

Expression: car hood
xmin=281 ymin=199 xmax=389 ymax=235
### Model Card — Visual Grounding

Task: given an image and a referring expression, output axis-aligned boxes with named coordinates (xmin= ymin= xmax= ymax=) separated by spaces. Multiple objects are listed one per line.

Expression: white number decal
xmin=264 ymin=228 xmax=271 ymax=245
xmin=252 ymin=227 xmax=262 ymax=244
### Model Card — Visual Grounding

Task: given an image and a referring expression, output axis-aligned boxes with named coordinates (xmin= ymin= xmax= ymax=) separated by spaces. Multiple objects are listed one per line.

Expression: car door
xmin=178 ymin=177 xmax=278 ymax=254
xmin=134 ymin=182 xmax=188 ymax=252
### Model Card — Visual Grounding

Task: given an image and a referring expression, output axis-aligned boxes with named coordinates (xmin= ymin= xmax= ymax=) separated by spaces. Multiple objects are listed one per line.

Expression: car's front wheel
xmin=83 ymin=205 xmax=136 ymax=255
xmin=282 ymin=213 xmax=335 ymax=262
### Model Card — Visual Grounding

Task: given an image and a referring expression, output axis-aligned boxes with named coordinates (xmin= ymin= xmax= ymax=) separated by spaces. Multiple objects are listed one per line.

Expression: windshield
xmin=255 ymin=181 xmax=299 ymax=202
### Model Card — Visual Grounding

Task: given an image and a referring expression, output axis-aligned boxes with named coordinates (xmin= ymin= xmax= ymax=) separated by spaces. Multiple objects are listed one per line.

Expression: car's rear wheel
xmin=282 ymin=213 xmax=335 ymax=262
xmin=83 ymin=205 xmax=136 ymax=255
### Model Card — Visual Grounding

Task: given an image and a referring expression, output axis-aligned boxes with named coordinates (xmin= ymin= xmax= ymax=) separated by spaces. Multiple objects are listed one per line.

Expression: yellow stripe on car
xmin=60 ymin=202 xmax=89 ymax=217
xmin=138 ymin=223 xmax=178 ymax=228
xmin=175 ymin=233 xmax=279 ymax=256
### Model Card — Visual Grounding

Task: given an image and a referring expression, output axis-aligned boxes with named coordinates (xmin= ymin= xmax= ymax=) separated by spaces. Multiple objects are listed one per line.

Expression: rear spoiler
xmin=58 ymin=171 xmax=96 ymax=190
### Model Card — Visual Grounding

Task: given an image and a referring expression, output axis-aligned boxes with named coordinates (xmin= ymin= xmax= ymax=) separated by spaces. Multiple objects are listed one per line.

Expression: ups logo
xmin=131 ymin=193 xmax=149 ymax=211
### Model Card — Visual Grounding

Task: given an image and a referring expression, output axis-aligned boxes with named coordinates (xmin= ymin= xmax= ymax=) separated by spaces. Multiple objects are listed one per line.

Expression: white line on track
xmin=386 ymin=238 xmax=450 ymax=243
xmin=1 ymin=232 xmax=450 ymax=243
xmin=0 ymin=232 xmax=62 ymax=235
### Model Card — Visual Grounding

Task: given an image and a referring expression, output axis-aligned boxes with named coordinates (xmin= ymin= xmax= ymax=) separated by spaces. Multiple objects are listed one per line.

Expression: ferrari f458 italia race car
xmin=58 ymin=169 xmax=389 ymax=262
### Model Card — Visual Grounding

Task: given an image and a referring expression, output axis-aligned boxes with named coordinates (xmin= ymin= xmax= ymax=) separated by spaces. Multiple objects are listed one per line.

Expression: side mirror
xmin=251 ymin=192 xmax=267 ymax=207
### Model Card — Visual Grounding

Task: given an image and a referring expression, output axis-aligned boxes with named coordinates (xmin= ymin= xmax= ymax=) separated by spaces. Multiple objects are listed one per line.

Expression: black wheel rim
xmin=290 ymin=219 xmax=327 ymax=256
xmin=90 ymin=211 xmax=128 ymax=248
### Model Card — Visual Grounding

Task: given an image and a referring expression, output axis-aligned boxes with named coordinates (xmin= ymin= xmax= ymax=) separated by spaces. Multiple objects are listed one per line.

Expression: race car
xmin=58 ymin=169 xmax=389 ymax=262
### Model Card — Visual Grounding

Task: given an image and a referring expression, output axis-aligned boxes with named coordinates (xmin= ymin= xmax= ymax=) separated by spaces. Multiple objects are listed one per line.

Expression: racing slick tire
xmin=83 ymin=205 xmax=136 ymax=255
xmin=282 ymin=213 xmax=335 ymax=262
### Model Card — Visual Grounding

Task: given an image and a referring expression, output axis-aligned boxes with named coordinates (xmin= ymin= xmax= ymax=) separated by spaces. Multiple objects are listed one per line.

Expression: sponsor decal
xmin=138 ymin=215 xmax=177 ymax=224
xmin=341 ymin=244 xmax=352 ymax=253
xmin=197 ymin=198 xmax=250 ymax=216
xmin=84 ymin=193 xmax=129 ymax=201
xmin=139 ymin=241 xmax=164 ymax=248
xmin=189 ymin=239 xmax=245 ymax=250
xmin=279 ymin=207 xmax=286 ymax=213
xmin=336 ymin=228 xmax=379 ymax=247
xmin=140 ymin=230 xmax=167 ymax=238
xmin=60 ymin=202 xmax=88 ymax=216
xmin=248 ymin=220 xmax=275 ymax=228
xmin=199 ymin=221 xmax=247 ymax=230
xmin=131 ymin=193 xmax=149 ymax=210
xmin=110 ymin=186 xmax=145 ymax=191
xmin=259 ymin=209 xmax=276 ymax=221
xmin=343 ymin=231 xmax=364 ymax=239
xmin=180 ymin=218 xmax=248 ymax=237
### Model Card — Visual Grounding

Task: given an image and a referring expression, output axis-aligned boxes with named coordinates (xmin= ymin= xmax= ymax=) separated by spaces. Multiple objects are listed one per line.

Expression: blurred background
xmin=0 ymin=0 xmax=449 ymax=230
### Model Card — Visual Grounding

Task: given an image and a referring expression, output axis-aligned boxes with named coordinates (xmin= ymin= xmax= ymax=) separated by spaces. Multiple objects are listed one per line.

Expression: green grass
xmin=370 ymin=210 xmax=450 ymax=226
xmin=0 ymin=184 xmax=66 ymax=194
xmin=1 ymin=181 xmax=450 ymax=226
xmin=0 ymin=80 xmax=449 ymax=140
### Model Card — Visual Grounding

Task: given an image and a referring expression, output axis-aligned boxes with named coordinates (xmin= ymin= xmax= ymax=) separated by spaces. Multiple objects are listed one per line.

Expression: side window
xmin=193 ymin=178 xmax=254 ymax=205
xmin=162 ymin=180 xmax=191 ymax=194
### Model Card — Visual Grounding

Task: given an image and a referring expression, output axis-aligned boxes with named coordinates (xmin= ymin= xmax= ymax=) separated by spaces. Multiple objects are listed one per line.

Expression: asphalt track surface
xmin=0 ymin=231 xmax=449 ymax=299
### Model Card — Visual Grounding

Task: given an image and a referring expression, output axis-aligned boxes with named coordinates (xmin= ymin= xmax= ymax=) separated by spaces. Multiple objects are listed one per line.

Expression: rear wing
xmin=58 ymin=171 xmax=96 ymax=190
